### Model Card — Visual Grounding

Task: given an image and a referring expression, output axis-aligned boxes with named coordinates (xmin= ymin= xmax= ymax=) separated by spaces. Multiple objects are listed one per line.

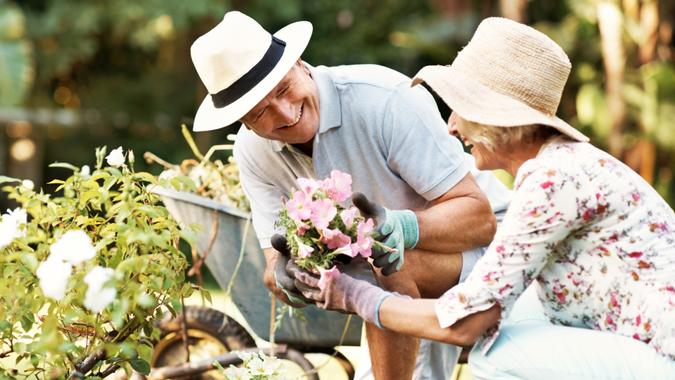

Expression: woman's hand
xmin=293 ymin=257 xmax=391 ymax=324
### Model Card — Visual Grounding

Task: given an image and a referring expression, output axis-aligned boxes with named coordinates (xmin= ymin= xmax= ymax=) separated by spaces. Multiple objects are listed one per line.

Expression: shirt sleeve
xmin=233 ymin=141 xmax=283 ymax=250
xmin=381 ymin=84 xmax=472 ymax=201
xmin=434 ymin=159 xmax=585 ymax=347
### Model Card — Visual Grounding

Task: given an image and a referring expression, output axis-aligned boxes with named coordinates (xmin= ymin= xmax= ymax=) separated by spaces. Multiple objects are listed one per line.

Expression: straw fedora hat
xmin=413 ymin=17 xmax=588 ymax=142
xmin=190 ymin=11 xmax=312 ymax=132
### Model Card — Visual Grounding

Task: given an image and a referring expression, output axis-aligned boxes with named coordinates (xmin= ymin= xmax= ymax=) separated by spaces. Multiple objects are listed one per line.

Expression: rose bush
xmin=0 ymin=146 xmax=201 ymax=378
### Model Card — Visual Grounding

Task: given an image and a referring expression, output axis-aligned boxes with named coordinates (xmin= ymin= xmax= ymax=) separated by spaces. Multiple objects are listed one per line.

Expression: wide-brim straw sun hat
xmin=190 ymin=11 xmax=312 ymax=132
xmin=413 ymin=17 xmax=588 ymax=142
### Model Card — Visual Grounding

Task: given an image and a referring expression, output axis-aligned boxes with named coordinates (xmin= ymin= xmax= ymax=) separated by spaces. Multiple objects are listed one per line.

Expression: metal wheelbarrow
xmin=148 ymin=186 xmax=363 ymax=379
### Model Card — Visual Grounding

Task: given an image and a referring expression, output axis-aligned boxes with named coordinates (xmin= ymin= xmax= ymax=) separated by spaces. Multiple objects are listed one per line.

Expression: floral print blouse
xmin=435 ymin=137 xmax=675 ymax=359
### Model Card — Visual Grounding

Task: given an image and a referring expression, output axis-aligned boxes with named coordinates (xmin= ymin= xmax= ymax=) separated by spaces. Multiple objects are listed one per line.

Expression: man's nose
xmin=270 ymin=99 xmax=295 ymax=125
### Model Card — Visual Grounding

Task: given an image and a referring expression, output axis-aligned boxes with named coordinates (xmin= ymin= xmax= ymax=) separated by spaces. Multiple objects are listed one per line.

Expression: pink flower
xmin=357 ymin=218 xmax=374 ymax=239
xmin=310 ymin=198 xmax=337 ymax=230
xmin=321 ymin=228 xmax=352 ymax=250
xmin=286 ymin=190 xmax=312 ymax=223
xmin=340 ymin=207 xmax=359 ymax=228
xmin=297 ymin=177 xmax=321 ymax=196
xmin=351 ymin=218 xmax=374 ymax=257
xmin=293 ymin=235 xmax=315 ymax=258
xmin=323 ymin=170 xmax=352 ymax=202
xmin=296 ymin=221 xmax=310 ymax=236
xmin=318 ymin=266 xmax=340 ymax=289
xmin=540 ymin=181 xmax=554 ymax=189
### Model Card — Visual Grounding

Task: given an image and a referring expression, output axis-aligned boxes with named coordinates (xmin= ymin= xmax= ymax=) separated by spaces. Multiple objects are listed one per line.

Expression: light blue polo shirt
xmin=234 ymin=63 xmax=510 ymax=249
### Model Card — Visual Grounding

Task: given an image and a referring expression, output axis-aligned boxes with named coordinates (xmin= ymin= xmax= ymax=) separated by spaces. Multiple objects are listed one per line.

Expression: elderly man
xmin=189 ymin=11 xmax=510 ymax=380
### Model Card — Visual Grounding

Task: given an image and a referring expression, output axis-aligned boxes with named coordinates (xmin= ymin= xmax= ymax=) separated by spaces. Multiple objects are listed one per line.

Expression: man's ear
xmin=297 ymin=59 xmax=311 ymax=76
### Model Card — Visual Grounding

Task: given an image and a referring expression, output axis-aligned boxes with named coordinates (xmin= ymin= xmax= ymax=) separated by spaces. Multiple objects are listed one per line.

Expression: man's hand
xmin=352 ymin=192 xmax=419 ymax=276
xmin=270 ymin=234 xmax=312 ymax=307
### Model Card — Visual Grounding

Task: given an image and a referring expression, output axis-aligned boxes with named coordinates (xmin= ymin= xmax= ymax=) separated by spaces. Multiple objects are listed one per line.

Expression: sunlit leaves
xmin=0 ymin=146 xmax=198 ymax=376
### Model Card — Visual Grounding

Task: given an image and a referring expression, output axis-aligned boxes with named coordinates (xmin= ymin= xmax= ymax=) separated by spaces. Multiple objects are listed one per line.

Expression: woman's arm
xmin=379 ymin=297 xmax=501 ymax=347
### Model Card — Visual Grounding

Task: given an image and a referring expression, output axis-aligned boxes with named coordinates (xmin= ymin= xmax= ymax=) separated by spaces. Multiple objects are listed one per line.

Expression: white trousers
xmin=469 ymin=285 xmax=675 ymax=380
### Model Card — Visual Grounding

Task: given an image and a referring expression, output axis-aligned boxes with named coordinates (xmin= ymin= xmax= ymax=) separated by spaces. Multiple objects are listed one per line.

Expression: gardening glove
xmin=293 ymin=257 xmax=392 ymax=327
xmin=271 ymin=234 xmax=312 ymax=307
xmin=352 ymin=192 xmax=419 ymax=276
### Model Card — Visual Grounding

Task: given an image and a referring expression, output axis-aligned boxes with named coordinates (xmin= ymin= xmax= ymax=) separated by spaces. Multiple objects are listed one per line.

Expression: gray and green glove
xmin=271 ymin=234 xmax=312 ymax=307
xmin=293 ymin=256 xmax=390 ymax=326
xmin=352 ymin=192 xmax=419 ymax=276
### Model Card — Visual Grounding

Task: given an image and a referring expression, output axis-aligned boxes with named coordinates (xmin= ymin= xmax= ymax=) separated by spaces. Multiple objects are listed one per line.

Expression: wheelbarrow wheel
xmin=152 ymin=306 xmax=256 ymax=379
xmin=153 ymin=306 xmax=319 ymax=380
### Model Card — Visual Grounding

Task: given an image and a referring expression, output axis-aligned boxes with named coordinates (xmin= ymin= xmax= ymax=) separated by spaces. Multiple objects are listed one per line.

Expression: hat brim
xmin=192 ymin=21 xmax=313 ymax=132
xmin=412 ymin=65 xmax=589 ymax=142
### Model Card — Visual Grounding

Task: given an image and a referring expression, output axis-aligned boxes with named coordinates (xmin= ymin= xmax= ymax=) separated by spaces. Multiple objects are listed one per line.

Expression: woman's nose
xmin=447 ymin=113 xmax=459 ymax=136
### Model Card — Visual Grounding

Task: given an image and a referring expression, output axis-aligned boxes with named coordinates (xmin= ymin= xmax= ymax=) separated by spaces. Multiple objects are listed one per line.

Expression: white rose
xmin=158 ymin=169 xmax=179 ymax=181
xmin=6 ymin=207 xmax=27 ymax=227
xmin=83 ymin=266 xmax=116 ymax=313
xmin=224 ymin=366 xmax=251 ymax=380
xmin=0 ymin=221 xmax=15 ymax=250
xmin=236 ymin=351 xmax=255 ymax=363
xmin=188 ymin=166 xmax=207 ymax=187
xmin=247 ymin=357 xmax=265 ymax=374
xmin=0 ymin=208 xmax=27 ymax=250
xmin=21 ymin=179 xmax=34 ymax=190
xmin=105 ymin=147 xmax=125 ymax=167
xmin=261 ymin=355 xmax=283 ymax=375
xmin=50 ymin=230 xmax=96 ymax=265
xmin=36 ymin=258 xmax=72 ymax=300
xmin=80 ymin=165 xmax=91 ymax=178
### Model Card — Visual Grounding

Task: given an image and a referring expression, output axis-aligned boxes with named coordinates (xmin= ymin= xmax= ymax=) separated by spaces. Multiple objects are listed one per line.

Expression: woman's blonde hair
xmin=457 ymin=118 xmax=561 ymax=152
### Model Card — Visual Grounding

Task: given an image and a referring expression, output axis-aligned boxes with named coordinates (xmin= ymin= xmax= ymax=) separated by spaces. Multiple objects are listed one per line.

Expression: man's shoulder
xmin=317 ymin=64 xmax=410 ymax=90
xmin=316 ymin=64 xmax=436 ymax=117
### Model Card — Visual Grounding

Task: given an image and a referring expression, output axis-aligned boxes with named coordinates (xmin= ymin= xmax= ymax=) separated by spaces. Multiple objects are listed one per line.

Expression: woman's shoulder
xmin=514 ymin=139 xmax=601 ymax=190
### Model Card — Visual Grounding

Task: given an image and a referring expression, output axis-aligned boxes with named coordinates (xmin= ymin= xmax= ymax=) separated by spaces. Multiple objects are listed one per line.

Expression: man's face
xmin=241 ymin=60 xmax=320 ymax=145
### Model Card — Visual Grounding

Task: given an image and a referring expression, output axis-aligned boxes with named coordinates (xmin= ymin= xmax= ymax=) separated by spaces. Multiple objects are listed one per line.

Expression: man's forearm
xmin=411 ymin=172 xmax=497 ymax=253
xmin=416 ymin=195 xmax=496 ymax=253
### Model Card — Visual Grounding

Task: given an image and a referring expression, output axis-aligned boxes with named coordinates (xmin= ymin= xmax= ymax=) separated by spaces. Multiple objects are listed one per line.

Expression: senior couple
xmin=189 ymin=11 xmax=675 ymax=380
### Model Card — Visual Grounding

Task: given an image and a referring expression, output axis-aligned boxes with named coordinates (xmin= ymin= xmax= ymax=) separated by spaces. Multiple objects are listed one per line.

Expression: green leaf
xmin=120 ymin=343 xmax=137 ymax=359
xmin=48 ymin=162 xmax=79 ymax=171
xmin=129 ymin=358 xmax=150 ymax=375
xmin=78 ymin=189 xmax=101 ymax=208
xmin=136 ymin=342 xmax=153 ymax=363
xmin=131 ymin=172 xmax=156 ymax=183
xmin=19 ymin=253 xmax=38 ymax=272
xmin=19 ymin=313 xmax=33 ymax=332
xmin=0 ymin=176 xmax=19 ymax=185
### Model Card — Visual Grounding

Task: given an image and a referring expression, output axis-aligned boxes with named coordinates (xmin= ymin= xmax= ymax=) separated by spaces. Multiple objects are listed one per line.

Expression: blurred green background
xmin=1 ymin=0 xmax=674 ymax=209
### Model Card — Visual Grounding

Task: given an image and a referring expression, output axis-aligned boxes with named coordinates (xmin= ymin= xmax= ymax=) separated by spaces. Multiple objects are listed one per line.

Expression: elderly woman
xmin=293 ymin=17 xmax=675 ymax=379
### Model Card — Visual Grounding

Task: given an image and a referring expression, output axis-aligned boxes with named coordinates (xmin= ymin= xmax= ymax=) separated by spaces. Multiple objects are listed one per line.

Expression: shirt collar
xmin=270 ymin=63 xmax=342 ymax=153
xmin=310 ymin=64 xmax=342 ymax=135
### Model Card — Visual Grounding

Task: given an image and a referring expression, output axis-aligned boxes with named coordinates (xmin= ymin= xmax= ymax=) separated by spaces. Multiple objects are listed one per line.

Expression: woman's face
xmin=447 ymin=113 xmax=502 ymax=171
